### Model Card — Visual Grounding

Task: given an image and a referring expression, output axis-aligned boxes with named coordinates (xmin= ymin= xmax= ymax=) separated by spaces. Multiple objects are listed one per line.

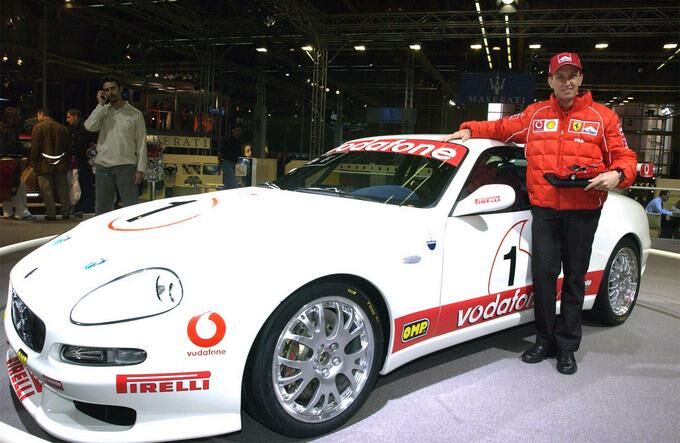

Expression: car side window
xmin=458 ymin=147 xmax=531 ymax=212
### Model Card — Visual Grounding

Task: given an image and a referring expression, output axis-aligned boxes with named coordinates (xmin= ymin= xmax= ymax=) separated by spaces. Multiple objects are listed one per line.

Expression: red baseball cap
xmin=549 ymin=52 xmax=583 ymax=75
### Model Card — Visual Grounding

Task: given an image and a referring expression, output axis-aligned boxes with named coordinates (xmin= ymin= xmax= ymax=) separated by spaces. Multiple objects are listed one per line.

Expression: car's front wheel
xmin=245 ymin=282 xmax=384 ymax=437
xmin=592 ymin=237 xmax=640 ymax=325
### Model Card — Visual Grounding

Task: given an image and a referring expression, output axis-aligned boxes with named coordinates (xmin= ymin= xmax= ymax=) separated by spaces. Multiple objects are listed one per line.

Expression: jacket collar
xmin=549 ymin=90 xmax=593 ymax=114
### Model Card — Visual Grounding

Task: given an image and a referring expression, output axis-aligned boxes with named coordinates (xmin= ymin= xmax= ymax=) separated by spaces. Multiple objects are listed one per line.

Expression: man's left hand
xmin=584 ymin=170 xmax=620 ymax=192
xmin=134 ymin=171 xmax=144 ymax=185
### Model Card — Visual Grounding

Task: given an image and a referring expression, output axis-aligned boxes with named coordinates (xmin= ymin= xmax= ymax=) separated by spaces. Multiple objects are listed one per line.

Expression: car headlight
xmin=71 ymin=268 xmax=183 ymax=325
xmin=61 ymin=345 xmax=147 ymax=366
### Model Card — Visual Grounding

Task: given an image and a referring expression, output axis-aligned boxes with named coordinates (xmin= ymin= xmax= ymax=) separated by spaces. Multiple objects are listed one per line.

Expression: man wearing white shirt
xmin=84 ymin=77 xmax=147 ymax=215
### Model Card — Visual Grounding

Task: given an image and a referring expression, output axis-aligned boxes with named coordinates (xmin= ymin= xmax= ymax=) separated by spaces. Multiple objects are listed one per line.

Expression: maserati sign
xmin=459 ymin=73 xmax=535 ymax=104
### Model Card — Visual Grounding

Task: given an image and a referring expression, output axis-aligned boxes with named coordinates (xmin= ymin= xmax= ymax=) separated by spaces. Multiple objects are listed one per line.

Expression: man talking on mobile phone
xmin=84 ymin=76 xmax=147 ymax=215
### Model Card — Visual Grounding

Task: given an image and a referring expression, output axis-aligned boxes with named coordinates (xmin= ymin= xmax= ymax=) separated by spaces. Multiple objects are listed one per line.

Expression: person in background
xmin=445 ymin=52 xmax=637 ymax=375
xmin=30 ymin=108 xmax=72 ymax=220
xmin=66 ymin=108 xmax=97 ymax=216
xmin=0 ymin=106 xmax=34 ymax=220
xmin=218 ymin=125 xmax=242 ymax=189
xmin=242 ymin=143 xmax=253 ymax=158
xmin=645 ymin=190 xmax=672 ymax=216
xmin=84 ymin=77 xmax=147 ymax=214
xmin=646 ymin=191 xmax=676 ymax=239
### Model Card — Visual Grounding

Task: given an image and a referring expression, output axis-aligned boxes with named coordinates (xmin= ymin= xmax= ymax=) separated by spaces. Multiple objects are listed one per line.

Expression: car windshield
xmin=267 ymin=139 xmax=466 ymax=208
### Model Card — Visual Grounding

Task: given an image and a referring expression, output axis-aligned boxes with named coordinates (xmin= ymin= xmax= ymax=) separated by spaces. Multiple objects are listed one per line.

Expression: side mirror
xmin=452 ymin=184 xmax=516 ymax=217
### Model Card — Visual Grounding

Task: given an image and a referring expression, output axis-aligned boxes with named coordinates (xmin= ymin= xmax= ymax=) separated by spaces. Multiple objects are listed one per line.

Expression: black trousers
xmin=531 ymin=206 xmax=601 ymax=351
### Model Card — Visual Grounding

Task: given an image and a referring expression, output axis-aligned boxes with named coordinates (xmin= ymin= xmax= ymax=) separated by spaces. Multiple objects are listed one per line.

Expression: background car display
xmin=5 ymin=135 xmax=650 ymax=442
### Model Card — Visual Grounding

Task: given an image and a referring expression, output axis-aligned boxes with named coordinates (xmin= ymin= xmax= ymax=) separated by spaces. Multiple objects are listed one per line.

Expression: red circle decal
xmin=187 ymin=312 xmax=226 ymax=348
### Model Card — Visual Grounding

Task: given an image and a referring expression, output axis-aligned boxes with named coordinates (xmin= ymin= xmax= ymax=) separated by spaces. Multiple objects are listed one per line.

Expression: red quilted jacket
xmin=460 ymin=91 xmax=637 ymax=210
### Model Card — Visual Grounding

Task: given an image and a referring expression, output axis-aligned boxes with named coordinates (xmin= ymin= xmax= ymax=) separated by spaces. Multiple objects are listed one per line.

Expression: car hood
xmin=11 ymin=187 xmax=434 ymax=319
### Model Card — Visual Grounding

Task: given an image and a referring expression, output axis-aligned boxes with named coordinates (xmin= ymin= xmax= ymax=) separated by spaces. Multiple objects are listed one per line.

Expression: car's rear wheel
xmin=245 ymin=282 xmax=384 ymax=437
xmin=592 ymin=238 xmax=640 ymax=325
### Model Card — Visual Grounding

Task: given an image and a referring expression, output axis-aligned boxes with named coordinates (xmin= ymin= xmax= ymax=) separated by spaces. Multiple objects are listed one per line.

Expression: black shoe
xmin=521 ymin=343 xmax=554 ymax=363
xmin=556 ymin=350 xmax=577 ymax=375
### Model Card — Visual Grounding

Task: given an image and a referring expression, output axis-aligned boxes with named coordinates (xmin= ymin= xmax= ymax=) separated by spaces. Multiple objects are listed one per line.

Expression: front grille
xmin=10 ymin=290 xmax=46 ymax=353
xmin=74 ymin=401 xmax=136 ymax=426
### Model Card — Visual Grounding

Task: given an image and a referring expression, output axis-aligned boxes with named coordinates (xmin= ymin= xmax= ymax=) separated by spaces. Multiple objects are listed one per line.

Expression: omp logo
xmin=456 ymin=289 xmax=535 ymax=329
xmin=17 ymin=349 xmax=28 ymax=364
xmin=116 ymin=371 xmax=211 ymax=394
xmin=187 ymin=312 xmax=226 ymax=348
xmin=401 ymin=318 xmax=430 ymax=342
xmin=6 ymin=356 xmax=42 ymax=401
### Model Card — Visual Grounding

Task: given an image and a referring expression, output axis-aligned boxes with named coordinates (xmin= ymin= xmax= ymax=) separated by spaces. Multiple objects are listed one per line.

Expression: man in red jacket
xmin=445 ymin=52 xmax=637 ymax=375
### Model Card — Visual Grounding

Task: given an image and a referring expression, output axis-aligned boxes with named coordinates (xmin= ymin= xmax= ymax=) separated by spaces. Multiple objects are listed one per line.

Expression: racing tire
xmin=245 ymin=282 xmax=384 ymax=437
xmin=592 ymin=238 xmax=640 ymax=325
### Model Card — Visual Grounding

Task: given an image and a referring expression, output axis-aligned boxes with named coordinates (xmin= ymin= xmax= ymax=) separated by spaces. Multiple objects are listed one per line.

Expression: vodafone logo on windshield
xmin=328 ymin=138 xmax=467 ymax=167
xmin=187 ymin=312 xmax=226 ymax=348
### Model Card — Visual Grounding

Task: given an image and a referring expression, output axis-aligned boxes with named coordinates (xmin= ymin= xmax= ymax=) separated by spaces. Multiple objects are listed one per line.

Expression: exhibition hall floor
xmin=1 ymin=220 xmax=678 ymax=443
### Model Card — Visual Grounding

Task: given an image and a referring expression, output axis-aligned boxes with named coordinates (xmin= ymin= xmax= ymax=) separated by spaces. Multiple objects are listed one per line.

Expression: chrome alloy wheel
xmin=607 ymin=246 xmax=639 ymax=316
xmin=272 ymin=296 xmax=375 ymax=423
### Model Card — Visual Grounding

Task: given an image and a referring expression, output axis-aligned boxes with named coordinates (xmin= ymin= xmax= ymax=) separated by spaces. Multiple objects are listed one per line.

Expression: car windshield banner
xmin=327 ymin=138 xmax=467 ymax=167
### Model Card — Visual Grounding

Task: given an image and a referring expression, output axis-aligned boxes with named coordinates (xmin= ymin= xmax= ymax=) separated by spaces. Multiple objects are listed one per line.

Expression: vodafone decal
xmin=187 ymin=311 xmax=227 ymax=357
xmin=328 ymin=138 xmax=466 ymax=167
xmin=391 ymin=270 xmax=604 ymax=353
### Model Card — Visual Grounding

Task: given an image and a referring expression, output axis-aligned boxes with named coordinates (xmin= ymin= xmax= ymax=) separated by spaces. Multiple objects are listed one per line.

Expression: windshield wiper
xmin=294 ymin=187 xmax=372 ymax=201
xmin=259 ymin=181 xmax=280 ymax=189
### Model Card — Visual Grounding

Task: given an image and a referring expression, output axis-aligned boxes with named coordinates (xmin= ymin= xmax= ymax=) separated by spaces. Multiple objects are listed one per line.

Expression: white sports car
xmin=5 ymin=136 xmax=649 ymax=442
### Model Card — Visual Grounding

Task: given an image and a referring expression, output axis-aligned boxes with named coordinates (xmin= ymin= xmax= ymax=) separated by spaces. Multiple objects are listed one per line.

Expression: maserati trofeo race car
xmin=5 ymin=136 xmax=650 ymax=442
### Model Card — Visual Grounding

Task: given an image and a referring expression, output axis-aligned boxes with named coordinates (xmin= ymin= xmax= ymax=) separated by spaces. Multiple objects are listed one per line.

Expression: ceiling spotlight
xmin=301 ymin=45 xmax=313 ymax=51
xmin=448 ymin=99 xmax=457 ymax=106
xmin=16 ymin=57 xmax=22 ymax=66
xmin=492 ymin=46 xmax=501 ymax=51
xmin=627 ymin=96 xmax=634 ymax=100
xmin=154 ymin=72 xmax=159 ymax=77
xmin=663 ymin=43 xmax=678 ymax=49
xmin=354 ymin=45 xmax=366 ymax=51
xmin=263 ymin=15 xmax=276 ymax=27
xmin=470 ymin=44 xmax=482 ymax=50
xmin=336 ymin=90 xmax=340 ymax=95
xmin=1 ymin=54 xmax=8 ymax=62
xmin=256 ymin=47 xmax=267 ymax=53
xmin=529 ymin=43 xmax=541 ymax=49
xmin=498 ymin=0 xmax=518 ymax=14
xmin=409 ymin=43 xmax=421 ymax=50
xmin=595 ymin=42 xmax=609 ymax=49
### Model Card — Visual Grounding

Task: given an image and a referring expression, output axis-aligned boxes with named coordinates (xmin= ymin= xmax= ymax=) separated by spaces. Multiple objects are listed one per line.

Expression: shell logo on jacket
xmin=460 ymin=91 xmax=637 ymax=210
